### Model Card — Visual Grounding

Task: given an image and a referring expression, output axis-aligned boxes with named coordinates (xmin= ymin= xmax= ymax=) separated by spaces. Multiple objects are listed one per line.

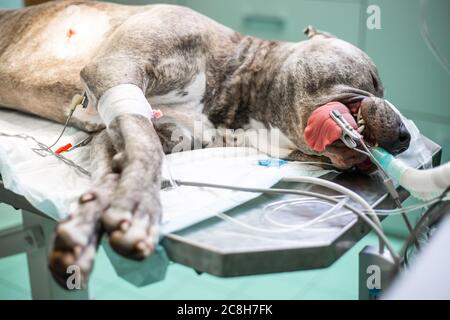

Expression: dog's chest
xmin=149 ymin=73 xmax=206 ymax=112
xmin=148 ymin=72 xmax=209 ymax=134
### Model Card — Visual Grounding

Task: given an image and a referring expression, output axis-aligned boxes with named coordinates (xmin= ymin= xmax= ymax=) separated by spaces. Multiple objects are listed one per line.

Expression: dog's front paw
xmin=49 ymin=187 xmax=113 ymax=289
xmin=102 ymin=196 xmax=161 ymax=260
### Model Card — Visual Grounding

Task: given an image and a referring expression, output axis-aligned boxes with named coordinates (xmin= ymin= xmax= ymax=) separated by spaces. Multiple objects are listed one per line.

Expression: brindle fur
xmin=0 ymin=1 xmax=408 ymax=287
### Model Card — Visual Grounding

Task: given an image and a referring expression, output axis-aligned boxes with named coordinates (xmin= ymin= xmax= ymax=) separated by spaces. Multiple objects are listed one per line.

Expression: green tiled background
xmin=0 ymin=0 xmax=448 ymax=299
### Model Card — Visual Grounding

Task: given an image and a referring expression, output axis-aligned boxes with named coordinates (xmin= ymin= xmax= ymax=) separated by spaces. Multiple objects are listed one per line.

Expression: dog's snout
xmin=398 ymin=122 xmax=411 ymax=145
xmin=381 ymin=122 xmax=411 ymax=155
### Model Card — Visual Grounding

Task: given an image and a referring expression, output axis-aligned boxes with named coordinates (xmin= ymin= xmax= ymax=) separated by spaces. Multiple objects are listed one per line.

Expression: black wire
xmin=400 ymin=184 xmax=450 ymax=266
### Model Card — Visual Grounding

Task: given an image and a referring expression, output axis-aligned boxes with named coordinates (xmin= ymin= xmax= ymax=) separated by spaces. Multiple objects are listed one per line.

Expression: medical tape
xmin=97 ymin=84 xmax=153 ymax=127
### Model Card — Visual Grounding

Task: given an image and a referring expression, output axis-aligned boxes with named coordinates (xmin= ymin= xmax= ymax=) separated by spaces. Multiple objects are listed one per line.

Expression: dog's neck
xmin=205 ymin=35 xmax=297 ymax=130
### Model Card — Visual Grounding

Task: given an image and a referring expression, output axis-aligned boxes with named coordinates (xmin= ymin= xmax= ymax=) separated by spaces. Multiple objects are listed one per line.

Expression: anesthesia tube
xmin=371 ymin=147 xmax=450 ymax=201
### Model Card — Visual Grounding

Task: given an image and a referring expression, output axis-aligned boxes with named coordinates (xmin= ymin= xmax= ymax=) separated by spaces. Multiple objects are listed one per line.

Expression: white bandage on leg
xmin=97 ymin=84 xmax=153 ymax=127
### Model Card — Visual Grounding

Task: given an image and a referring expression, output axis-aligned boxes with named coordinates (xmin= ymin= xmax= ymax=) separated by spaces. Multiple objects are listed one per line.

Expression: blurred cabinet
xmin=0 ymin=0 xmax=22 ymax=8
xmin=179 ymin=0 xmax=362 ymax=44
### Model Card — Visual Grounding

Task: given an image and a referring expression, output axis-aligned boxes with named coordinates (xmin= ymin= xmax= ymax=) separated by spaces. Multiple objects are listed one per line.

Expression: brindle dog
xmin=0 ymin=1 xmax=410 ymax=287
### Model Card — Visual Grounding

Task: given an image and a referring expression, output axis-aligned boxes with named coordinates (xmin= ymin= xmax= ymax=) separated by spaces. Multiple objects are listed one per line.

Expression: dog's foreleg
xmin=79 ymin=58 xmax=164 ymax=260
xmin=49 ymin=130 xmax=118 ymax=288
xmin=102 ymin=114 xmax=163 ymax=259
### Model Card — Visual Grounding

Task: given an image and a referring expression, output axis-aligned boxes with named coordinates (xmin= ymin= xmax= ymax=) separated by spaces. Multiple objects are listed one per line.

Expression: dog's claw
xmin=102 ymin=208 xmax=133 ymax=233
xmin=108 ymin=223 xmax=159 ymax=260
xmin=120 ymin=220 xmax=131 ymax=231
xmin=79 ymin=192 xmax=96 ymax=204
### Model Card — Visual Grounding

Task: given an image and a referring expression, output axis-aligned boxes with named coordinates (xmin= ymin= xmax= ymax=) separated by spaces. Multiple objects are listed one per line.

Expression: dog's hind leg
xmin=49 ymin=129 xmax=118 ymax=288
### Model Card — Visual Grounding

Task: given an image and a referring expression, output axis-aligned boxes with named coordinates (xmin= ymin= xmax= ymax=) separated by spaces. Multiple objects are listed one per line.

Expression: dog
xmin=0 ymin=1 xmax=410 ymax=287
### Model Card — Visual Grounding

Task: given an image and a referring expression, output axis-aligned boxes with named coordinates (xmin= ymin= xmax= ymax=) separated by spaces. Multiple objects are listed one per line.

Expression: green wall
xmin=0 ymin=0 xmax=22 ymax=9
xmin=364 ymin=0 xmax=450 ymax=162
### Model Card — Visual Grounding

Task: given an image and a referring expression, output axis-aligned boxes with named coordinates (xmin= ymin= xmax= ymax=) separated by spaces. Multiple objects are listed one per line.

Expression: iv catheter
xmin=0 ymin=93 xmax=92 ymax=177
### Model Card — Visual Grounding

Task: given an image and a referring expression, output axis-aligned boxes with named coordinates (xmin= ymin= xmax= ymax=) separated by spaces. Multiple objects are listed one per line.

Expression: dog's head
xmin=272 ymin=39 xmax=411 ymax=171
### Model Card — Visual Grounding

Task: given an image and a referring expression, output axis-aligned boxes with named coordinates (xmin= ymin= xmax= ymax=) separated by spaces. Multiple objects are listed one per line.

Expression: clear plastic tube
xmin=178 ymin=177 xmax=397 ymax=259
xmin=281 ymin=176 xmax=382 ymax=229
xmin=262 ymin=197 xmax=347 ymax=229
xmin=261 ymin=198 xmax=439 ymax=234
xmin=419 ymin=0 xmax=450 ymax=75
xmin=217 ymin=196 xmax=348 ymax=235
xmin=217 ymin=197 xmax=349 ymax=234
